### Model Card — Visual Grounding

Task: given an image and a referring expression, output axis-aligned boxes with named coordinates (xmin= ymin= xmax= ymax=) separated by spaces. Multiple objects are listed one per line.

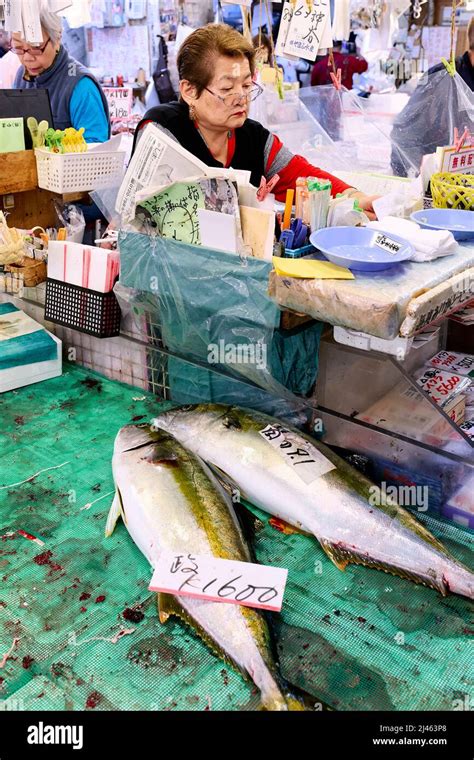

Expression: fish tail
xmin=258 ymin=693 xmax=288 ymax=711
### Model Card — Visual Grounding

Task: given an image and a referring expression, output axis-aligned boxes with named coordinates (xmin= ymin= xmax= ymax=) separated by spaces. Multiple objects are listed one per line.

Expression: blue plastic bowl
xmin=411 ymin=209 xmax=474 ymax=241
xmin=310 ymin=226 xmax=413 ymax=272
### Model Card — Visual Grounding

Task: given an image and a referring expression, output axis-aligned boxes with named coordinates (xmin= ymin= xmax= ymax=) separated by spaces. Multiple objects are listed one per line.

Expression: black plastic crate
xmin=45 ymin=278 xmax=121 ymax=338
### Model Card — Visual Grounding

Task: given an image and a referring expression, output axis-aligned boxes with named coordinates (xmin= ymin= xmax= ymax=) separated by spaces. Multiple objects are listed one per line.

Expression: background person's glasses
xmin=11 ymin=37 xmax=51 ymax=57
xmin=205 ymin=83 xmax=263 ymax=108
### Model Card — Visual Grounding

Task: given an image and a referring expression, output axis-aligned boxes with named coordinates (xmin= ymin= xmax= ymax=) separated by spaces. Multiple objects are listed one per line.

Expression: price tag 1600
xmin=149 ymin=552 xmax=288 ymax=612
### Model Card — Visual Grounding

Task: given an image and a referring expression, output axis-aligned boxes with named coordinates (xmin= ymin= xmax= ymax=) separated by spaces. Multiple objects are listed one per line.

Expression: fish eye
xmin=223 ymin=414 xmax=242 ymax=430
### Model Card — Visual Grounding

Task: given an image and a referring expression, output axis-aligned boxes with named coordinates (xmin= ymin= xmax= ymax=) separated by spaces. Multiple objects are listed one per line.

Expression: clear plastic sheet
xmin=390 ymin=69 xmax=474 ymax=177
xmin=90 ymin=184 xmax=123 ymax=228
xmin=255 ymin=83 xmax=418 ymax=176
xmin=298 ymin=85 xmax=415 ymax=176
xmin=116 ymin=230 xmax=323 ymax=414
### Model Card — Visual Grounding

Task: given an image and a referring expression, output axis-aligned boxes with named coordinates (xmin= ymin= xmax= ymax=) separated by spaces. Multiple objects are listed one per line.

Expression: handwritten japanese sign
xmin=428 ymin=350 xmax=474 ymax=378
xmin=284 ymin=1 xmax=330 ymax=61
xmin=415 ymin=368 xmax=471 ymax=407
xmin=259 ymin=423 xmax=335 ymax=484
xmin=374 ymin=233 xmax=402 ymax=255
xmin=103 ymin=87 xmax=133 ymax=120
xmin=275 ymin=2 xmax=296 ymax=58
xmin=149 ymin=552 xmax=288 ymax=612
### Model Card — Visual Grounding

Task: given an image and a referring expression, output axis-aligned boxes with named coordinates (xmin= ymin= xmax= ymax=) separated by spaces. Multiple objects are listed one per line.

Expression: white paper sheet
xmin=60 ymin=0 xmax=92 ymax=27
xmin=332 ymin=0 xmax=350 ymax=41
xmin=21 ymin=0 xmax=43 ymax=44
xmin=275 ymin=1 xmax=296 ymax=58
xmin=4 ymin=0 xmax=24 ymax=35
xmin=126 ymin=0 xmax=146 ymax=20
xmin=197 ymin=209 xmax=238 ymax=254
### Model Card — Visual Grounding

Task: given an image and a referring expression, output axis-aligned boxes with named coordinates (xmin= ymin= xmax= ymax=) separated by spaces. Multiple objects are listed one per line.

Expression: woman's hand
xmin=350 ymin=192 xmax=380 ymax=221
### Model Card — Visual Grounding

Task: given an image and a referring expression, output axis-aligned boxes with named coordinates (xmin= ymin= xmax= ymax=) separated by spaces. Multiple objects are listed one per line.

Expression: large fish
xmin=154 ymin=405 xmax=474 ymax=600
xmin=106 ymin=424 xmax=289 ymax=710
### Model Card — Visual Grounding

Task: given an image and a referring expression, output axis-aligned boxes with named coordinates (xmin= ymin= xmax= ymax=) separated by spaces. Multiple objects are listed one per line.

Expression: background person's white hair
xmin=39 ymin=3 xmax=63 ymax=44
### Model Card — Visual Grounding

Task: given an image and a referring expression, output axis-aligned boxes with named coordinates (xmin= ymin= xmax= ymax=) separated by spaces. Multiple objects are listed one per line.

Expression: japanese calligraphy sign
xmin=259 ymin=423 xmax=336 ymax=484
xmin=284 ymin=1 xmax=331 ymax=61
xmin=275 ymin=2 xmax=297 ymax=58
xmin=149 ymin=552 xmax=288 ymax=612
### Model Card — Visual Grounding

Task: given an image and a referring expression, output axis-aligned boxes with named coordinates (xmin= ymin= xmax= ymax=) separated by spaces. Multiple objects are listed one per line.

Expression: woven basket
xmin=431 ymin=172 xmax=474 ymax=211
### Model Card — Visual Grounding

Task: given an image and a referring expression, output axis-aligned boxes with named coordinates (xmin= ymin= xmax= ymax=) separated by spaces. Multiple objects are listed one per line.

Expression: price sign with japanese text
xmin=284 ymin=1 xmax=331 ymax=61
xmin=149 ymin=552 xmax=288 ymax=612
xmin=103 ymin=87 xmax=133 ymax=120
xmin=259 ymin=423 xmax=336 ymax=484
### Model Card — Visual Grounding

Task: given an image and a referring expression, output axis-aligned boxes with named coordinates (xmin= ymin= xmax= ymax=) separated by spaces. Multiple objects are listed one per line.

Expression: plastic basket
xmin=431 ymin=172 xmax=474 ymax=211
xmin=45 ymin=278 xmax=121 ymax=338
xmin=35 ymin=147 xmax=125 ymax=194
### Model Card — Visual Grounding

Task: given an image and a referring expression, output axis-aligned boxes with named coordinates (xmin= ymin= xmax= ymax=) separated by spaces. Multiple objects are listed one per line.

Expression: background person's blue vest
xmin=14 ymin=45 xmax=110 ymax=137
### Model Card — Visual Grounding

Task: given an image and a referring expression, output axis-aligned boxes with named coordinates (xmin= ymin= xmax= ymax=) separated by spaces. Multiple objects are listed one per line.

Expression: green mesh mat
xmin=0 ymin=363 xmax=473 ymax=711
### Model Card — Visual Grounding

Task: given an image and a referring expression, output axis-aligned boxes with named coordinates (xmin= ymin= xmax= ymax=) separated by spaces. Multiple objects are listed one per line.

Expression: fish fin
xmin=318 ymin=539 xmax=448 ymax=595
xmin=105 ymin=491 xmax=123 ymax=537
xmin=156 ymin=592 xmax=248 ymax=678
xmin=320 ymin=539 xmax=349 ymax=571
xmin=207 ymin=463 xmax=240 ymax=493
xmin=157 ymin=593 xmax=171 ymax=624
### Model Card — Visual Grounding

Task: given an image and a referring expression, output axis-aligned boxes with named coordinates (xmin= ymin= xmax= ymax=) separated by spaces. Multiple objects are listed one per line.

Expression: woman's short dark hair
xmin=177 ymin=23 xmax=256 ymax=97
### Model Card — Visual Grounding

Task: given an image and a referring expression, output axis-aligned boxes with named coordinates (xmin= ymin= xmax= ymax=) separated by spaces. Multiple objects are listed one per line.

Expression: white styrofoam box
xmin=334 ymin=326 xmax=414 ymax=359
xmin=333 ymin=325 xmax=442 ymax=361
xmin=0 ymin=332 xmax=62 ymax=394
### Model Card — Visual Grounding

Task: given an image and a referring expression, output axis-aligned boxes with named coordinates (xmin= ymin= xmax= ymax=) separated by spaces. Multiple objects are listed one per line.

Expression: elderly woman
xmin=136 ymin=24 xmax=377 ymax=217
xmin=11 ymin=9 xmax=110 ymax=143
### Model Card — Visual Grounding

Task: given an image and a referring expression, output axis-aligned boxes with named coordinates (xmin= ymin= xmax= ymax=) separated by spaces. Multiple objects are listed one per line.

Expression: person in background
xmin=252 ymin=32 xmax=311 ymax=87
xmin=391 ymin=17 xmax=474 ymax=176
xmin=0 ymin=29 xmax=20 ymax=89
xmin=0 ymin=29 xmax=9 ymax=58
xmin=11 ymin=8 xmax=110 ymax=143
xmin=134 ymin=24 xmax=378 ymax=218
xmin=252 ymin=33 xmax=274 ymax=67
xmin=311 ymin=40 xmax=368 ymax=90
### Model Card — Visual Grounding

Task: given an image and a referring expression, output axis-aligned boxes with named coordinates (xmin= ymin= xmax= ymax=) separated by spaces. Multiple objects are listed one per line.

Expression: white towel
xmin=367 ymin=217 xmax=458 ymax=262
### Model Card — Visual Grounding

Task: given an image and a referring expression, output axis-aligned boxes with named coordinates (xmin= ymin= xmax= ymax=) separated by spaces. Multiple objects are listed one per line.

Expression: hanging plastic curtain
xmin=390 ymin=69 xmax=474 ymax=177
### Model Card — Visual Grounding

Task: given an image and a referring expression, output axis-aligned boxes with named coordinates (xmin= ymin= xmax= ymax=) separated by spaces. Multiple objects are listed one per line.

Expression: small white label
xmin=429 ymin=350 xmax=474 ymax=378
xmin=258 ymin=424 xmax=336 ymax=484
xmin=459 ymin=420 xmax=474 ymax=440
xmin=374 ymin=233 xmax=402 ymax=254
xmin=149 ymin=552 xmax=288 ymax=612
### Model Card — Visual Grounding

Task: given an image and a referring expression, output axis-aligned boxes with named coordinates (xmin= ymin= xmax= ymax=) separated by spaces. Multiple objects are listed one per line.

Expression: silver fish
xmin=107 ymin=424 xmax=290 ymax=710
xmin=154 ymin=405 xmax=474 ymax=599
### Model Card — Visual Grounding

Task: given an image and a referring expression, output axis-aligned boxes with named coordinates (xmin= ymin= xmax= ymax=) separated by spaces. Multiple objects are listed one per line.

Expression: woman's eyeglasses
xmin=205 ymin=83 xmax=263 ymax=108
xmin=11 ymin=37 xmax=51 ymax=57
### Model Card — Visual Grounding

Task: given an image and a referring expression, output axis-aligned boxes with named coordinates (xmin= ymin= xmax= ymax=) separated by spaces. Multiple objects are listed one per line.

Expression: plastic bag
xmin=390 ymin=69 xmax=474 ymax=177
xmin=116 ymin=230 xmax=323 ymax=412
xmin=53 ymin=202 xmax=86 ymax=243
